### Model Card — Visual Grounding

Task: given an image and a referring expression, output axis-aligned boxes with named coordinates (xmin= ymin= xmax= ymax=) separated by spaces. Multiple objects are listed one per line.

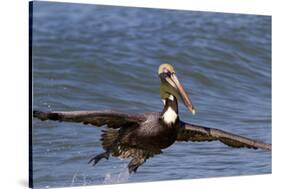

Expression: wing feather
xmin=177 ymin=121 xmax=271 ymax=151
xmin=33 ymin=110 xmax=146 ymax=128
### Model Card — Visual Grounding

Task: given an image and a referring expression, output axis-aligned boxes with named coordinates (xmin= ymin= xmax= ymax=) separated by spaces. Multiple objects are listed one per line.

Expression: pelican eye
xmin=165 ymin=71 xmax=172 ymax=77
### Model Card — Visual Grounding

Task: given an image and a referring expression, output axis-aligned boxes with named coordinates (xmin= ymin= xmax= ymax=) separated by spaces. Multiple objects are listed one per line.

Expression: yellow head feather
xmin=158 ymin=63 xmax=176 ymax=75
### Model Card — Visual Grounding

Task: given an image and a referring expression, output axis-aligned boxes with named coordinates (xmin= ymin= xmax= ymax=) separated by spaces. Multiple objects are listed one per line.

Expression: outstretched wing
xmin=33 ymin=110 xmax=146 ymax=128
xmin=177 ymin=121 xmax=271 ymax=151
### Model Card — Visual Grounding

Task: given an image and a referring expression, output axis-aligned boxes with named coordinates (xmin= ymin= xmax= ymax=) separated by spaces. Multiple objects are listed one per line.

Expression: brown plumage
xmin=33 ymin=106 xmax=271 ymax=173
xmin=33 ymin=64 xmax=271 ymax=173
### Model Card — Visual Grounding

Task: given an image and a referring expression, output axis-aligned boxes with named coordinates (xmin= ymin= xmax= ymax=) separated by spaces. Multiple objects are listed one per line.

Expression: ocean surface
xmin=31 ymin=1 xmax=272 ymax=188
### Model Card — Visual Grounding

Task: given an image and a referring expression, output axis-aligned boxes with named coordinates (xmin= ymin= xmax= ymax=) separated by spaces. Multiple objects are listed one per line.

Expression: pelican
xmin=33 ymin=64 xmax=271 ymax=174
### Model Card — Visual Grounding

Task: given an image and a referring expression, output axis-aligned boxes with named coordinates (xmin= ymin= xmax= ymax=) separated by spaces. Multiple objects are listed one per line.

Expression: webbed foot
xmin=88 ymin=151 xmax=110 ymax=166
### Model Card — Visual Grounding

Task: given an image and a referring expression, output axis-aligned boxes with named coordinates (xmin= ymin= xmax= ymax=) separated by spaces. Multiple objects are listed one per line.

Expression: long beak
xmin=170 ymin=74 xmax=196 ymax=115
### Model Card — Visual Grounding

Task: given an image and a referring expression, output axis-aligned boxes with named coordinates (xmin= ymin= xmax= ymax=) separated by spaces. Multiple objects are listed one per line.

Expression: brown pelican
xmin=33 ymin=63 xmax=271 ymax=174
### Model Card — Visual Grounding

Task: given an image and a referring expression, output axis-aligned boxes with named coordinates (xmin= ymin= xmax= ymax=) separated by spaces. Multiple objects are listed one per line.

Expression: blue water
xmin=31 ymin=1 xmax=271 ymax=188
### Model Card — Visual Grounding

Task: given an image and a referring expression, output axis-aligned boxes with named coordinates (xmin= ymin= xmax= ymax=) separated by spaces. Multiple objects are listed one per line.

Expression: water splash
xmin=103 ymin=164 xmax=130 ymax=184
xmin=70 ymin=173 xmax=77 ymax=186
xmin=70 ymin=172 xmax=87 ymax=187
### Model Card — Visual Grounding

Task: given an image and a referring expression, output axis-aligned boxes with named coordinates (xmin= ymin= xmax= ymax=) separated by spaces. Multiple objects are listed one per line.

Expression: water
xmin=31 ymin=1 xmax=271 ymax=188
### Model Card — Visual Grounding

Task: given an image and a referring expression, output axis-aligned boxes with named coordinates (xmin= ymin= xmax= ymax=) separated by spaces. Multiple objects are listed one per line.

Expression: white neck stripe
xmin=168 ymin=95 xmax=174 ymax=101
xmin=162 ymin=107 xmax=177 ymax=124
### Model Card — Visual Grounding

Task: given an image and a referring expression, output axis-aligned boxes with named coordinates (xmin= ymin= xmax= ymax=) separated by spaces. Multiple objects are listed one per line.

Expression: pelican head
xmin=158 ymin=63 xmax=196 ymax=115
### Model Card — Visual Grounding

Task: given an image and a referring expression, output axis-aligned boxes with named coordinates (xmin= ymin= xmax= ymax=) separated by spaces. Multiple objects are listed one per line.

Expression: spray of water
xmin=103 ymin=164 xmax=130 ymax=184
xmin=70 ymin=172 xmax=87 ymax=187
xmin=69 ymin=162 xmax=130 ymax=186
